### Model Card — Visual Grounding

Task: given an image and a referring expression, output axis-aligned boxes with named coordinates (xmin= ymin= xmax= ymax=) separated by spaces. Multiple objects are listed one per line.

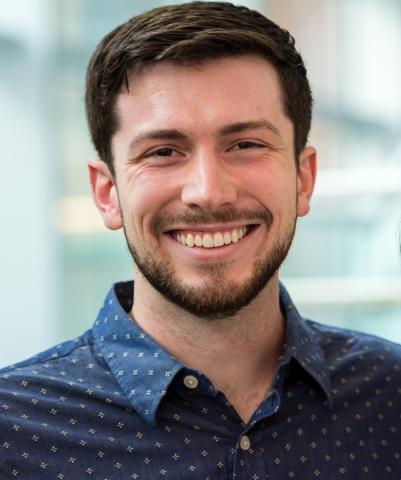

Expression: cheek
xmin=241 ymin=166 xmax=295 ymax=206
xmin=120 ymin=178 xmax=176 ymax=237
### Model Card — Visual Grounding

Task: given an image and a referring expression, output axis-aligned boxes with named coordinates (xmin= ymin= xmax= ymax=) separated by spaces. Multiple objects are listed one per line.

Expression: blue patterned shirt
xmin=1 ymin=281 xmax=401 ymax=479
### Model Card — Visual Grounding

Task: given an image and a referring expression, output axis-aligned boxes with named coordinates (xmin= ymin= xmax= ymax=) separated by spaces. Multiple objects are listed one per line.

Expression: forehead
xmin=112 ymin=55 xmax=292 ymax=149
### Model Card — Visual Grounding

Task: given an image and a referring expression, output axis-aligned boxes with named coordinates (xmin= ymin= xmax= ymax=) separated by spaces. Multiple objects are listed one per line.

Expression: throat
xmin=220 ymin=381 xmax=274 ymax=424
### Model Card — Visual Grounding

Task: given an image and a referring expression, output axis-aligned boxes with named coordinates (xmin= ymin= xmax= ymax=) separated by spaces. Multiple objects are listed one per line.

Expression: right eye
xmin=146 ymin=147 xmax=175 ymax=157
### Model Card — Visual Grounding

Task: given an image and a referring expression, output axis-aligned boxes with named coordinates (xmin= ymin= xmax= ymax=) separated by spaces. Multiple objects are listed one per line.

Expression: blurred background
xmin=1 ymin=0 xmax=401 ymax=367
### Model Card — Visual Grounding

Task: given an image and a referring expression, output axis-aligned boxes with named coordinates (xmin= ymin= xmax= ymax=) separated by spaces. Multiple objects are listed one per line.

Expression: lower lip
xmin=163 ymin=226 xmax=261 ymax=262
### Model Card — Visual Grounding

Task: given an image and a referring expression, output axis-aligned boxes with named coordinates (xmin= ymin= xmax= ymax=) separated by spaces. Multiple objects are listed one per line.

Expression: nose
xmin=181 ymin=150 xmax=238 ymax=210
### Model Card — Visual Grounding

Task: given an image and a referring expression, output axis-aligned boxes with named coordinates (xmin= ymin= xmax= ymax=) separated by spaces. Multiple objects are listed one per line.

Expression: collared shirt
xmin=1 ymin=281 xmax=401 ymax=479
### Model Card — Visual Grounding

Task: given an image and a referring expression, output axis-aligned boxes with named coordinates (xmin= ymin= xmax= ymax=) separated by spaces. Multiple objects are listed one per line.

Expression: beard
xmin=123 ymin=206 xmax=296 ymax=320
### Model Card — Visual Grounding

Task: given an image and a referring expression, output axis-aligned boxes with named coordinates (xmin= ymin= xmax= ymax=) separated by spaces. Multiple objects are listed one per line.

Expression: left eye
xmin=234 ymin=141 xmax=263 ymax=150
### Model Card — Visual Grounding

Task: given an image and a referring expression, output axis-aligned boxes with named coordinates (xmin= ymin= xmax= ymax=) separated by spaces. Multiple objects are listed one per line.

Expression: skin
xmin=89 ymin=55 xmax=317 ymax=423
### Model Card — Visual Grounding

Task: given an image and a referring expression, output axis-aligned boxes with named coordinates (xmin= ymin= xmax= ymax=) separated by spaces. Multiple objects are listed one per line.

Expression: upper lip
xmin=164 ymin=222 xmax=259 ymax=233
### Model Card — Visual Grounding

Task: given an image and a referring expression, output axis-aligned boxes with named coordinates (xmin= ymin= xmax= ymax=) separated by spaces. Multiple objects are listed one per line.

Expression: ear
xmin=88 ymin=158 xmax=122 ymax=230
xmin=296 ymin=146 xmax=317 ymax=217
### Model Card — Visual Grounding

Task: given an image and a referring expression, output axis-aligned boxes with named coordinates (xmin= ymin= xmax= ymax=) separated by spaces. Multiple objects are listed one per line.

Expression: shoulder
xmin=305 ymin=319 xmax=401 ymax=402
xmin=0 ymin=329 xmax=122 ymax=432
xmin=306 ymin=319 xmax=401 ymax=365
xmin=0 ymin=329 xmax=93 ymax=376
xmin=0 ymin=330 xmax=101 ymax=403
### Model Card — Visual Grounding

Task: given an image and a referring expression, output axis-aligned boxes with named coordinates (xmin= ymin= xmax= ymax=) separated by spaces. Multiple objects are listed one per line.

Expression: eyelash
xmin=146 ymin=141 xmax=265 ymax=155
xmin=232 ymin=141 xmax=265 ymax=150
xmin=148 ymin=147 xmax=175 ymax=157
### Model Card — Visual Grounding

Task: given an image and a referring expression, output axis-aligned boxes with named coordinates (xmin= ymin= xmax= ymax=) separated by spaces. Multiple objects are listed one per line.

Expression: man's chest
xmin=1 ymin=381 xmax=400 ymax=480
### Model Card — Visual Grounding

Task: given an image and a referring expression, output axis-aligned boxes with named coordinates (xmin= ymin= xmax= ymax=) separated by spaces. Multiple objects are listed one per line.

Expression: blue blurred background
xmin=1 ymin=0 xmax=401 ymax=367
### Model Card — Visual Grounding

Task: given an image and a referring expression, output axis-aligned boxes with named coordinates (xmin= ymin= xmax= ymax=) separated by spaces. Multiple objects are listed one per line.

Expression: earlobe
xmin=88 ymin=158 xmax=122 ymax=230
xmin=296 ymin=146 xmax=317 ymax=217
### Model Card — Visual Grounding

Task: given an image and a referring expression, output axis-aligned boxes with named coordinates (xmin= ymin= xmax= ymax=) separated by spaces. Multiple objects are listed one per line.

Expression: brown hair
xmin=85 ymin=1 xmax=312 ymax=175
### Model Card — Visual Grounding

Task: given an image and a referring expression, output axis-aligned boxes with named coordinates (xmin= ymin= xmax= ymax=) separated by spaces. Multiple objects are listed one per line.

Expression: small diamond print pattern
xmin=1 ymin=281 xmax=401 ymax=479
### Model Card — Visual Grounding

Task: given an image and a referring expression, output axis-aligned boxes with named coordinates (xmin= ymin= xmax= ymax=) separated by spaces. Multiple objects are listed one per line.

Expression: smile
xmin=171 ymin=226 xmax=252 ymax=249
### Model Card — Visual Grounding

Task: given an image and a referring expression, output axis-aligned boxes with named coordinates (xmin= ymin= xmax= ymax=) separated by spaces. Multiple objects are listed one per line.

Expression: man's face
xmin=90 ymin=55 xmax=316 ymax=319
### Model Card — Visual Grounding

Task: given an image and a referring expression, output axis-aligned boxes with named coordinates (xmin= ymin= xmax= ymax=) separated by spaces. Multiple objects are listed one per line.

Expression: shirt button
xmin=239 ymin=435 xmax=251 ymax=451
xmin=183 ymin=375 xmax=199 ymax=389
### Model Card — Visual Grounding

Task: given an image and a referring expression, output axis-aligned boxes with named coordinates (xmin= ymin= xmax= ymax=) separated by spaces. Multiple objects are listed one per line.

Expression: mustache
xmin=152 ymin=207 xmax=272 ymax=233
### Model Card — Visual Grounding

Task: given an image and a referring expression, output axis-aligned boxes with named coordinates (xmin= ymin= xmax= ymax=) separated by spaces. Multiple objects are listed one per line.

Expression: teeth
xmin=174 ymin=227 xmax=250 ymax=248
xmin=186 ymin=233 xmax=194 ymax=247
xmin=213 ymin=233 xmax=224 ymax=247
xmin=202 ymin=233 xmax=214 ymax=248
xmin=194 ymin=234 xmax=203 ymax=247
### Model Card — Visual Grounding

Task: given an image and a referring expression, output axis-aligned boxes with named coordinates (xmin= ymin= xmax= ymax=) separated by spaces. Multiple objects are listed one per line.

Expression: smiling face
xmin=89 ymin=55 xmax=316 ymax=319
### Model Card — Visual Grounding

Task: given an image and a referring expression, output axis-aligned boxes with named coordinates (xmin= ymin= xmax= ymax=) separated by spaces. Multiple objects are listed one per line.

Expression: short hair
xmin=85 ymin=1 xmax=312 ymax=175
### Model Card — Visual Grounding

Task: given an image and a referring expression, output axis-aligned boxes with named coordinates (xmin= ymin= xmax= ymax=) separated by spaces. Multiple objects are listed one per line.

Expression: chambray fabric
xmin=1 ymin=281 xmax=401 ymax=479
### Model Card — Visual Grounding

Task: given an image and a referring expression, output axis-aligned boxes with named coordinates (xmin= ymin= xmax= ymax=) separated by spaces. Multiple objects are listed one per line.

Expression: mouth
xmin=168 ymin=224 xmax=258 ymax=249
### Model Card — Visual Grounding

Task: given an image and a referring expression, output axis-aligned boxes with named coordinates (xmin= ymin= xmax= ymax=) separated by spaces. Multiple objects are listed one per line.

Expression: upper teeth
xmin=173 ymin=227 xmax=249 ymax=248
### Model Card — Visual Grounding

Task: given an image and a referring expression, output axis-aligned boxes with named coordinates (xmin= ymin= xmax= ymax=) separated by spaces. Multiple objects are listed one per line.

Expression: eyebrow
xmin=127 ymin=129 xmax=186 ymax=155
xmin=126 ymin=119 xmax=282 ymax=155
xmin=218 ymin=120 xmax=281 ymax=138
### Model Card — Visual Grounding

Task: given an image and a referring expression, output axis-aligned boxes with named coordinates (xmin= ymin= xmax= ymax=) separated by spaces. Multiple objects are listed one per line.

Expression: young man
xmin=1 ymin=2 xmax=400 ymax=478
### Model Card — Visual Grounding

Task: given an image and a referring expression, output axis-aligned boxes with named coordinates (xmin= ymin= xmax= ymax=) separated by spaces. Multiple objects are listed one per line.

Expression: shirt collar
xmin=92 ymin=282 xmax=184 ymax=426
xmin=92 ymin=281 xmax=332 ymax=425
xmin=279 ymin=283 xmax=333 ymax=406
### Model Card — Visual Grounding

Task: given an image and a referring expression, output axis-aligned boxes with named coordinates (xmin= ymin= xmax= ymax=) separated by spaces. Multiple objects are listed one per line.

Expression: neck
xmin=130 ymin=272 xmax=285 ymax=423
